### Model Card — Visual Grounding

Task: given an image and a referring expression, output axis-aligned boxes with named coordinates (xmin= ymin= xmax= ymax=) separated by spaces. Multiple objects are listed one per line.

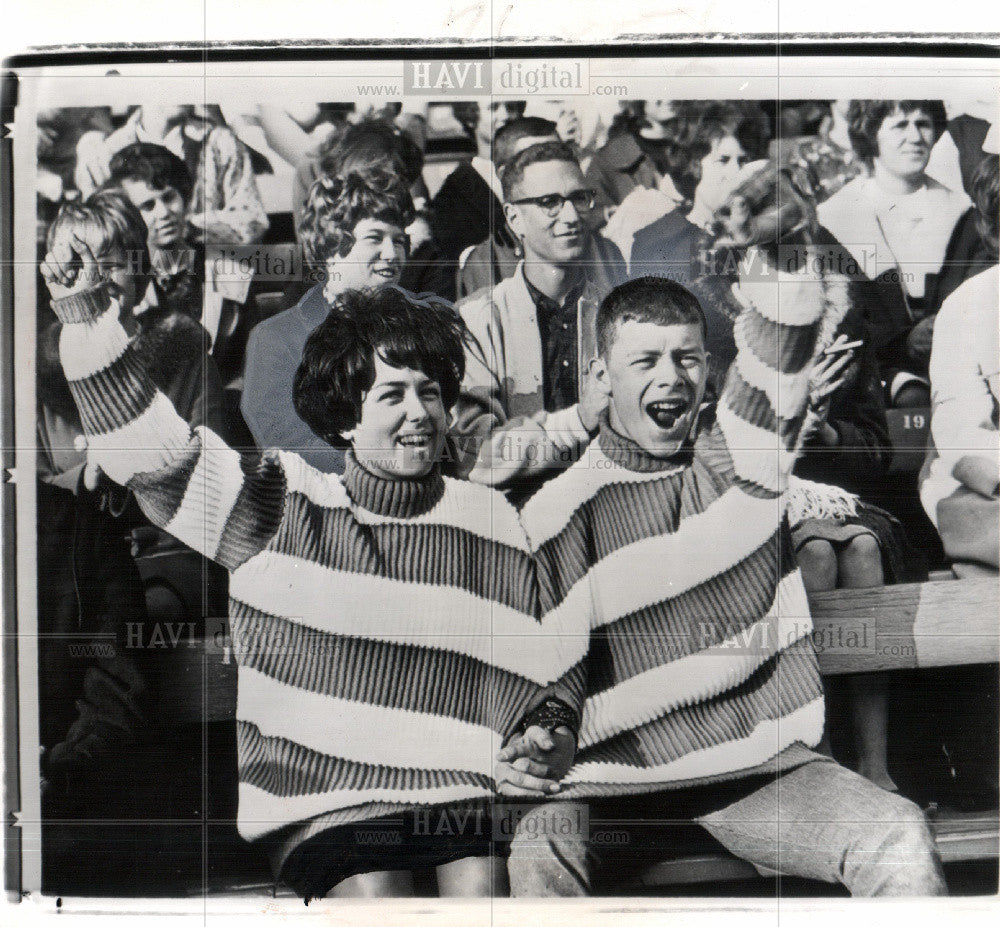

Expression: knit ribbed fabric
xmin=521 ymin=256 xmax=848 ymax=798
xmin=52 ymin=286 xmax=557 ymax=871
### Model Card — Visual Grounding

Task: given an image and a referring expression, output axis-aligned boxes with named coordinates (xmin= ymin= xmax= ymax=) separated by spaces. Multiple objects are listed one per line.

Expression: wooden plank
xmin=808 ymin=579 xmax=999 ymax=675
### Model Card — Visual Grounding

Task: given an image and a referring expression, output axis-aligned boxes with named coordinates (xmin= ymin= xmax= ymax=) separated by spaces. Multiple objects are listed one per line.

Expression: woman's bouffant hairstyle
xmin=47 ymin=187 xmax=152 ymax=289
xmin=971 ymin=153 xmax=999 ymax=254
xmin=319 ymin=118 xmax=425 ymax=187
xmin=293 ymin=286 xmax=467 ymax=448
xmin=846 ymin=100 xmax=948 ymax=165
xmin=298 ymin=167 xmax=415 ymax=269
xmin=650 ymin=101 xmax=770 ymax=203
xmin=714 ymin=160 xmax=818 ymax=249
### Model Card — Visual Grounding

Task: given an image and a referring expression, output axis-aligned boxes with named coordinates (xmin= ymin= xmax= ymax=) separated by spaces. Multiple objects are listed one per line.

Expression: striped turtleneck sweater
xmin=50 ymin=285 xmax=569 ymax=870
xmin=520 ymin=253 xmax=850 ymax=797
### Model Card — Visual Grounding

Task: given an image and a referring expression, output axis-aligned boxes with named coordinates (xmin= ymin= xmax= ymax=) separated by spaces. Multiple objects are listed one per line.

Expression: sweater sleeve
xmin=704 ymin=252 xmax=850 ymax=497
xmin=453 ymin=298 xmax=593 ymax=488
xmin=53 ymin=285 xmax=286 ymax=571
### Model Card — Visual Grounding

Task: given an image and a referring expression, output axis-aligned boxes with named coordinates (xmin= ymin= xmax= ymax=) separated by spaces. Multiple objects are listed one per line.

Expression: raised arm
xmin=705 ymin=247 xmax=850 ymax=497
xmin=42 ymin=236 xmax=285 ymax=571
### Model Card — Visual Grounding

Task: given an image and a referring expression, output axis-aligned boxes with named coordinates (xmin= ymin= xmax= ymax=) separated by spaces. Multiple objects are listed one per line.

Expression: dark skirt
xmin=280 ymin=805 xmax=499 ymax=900
xmin=791 ymin=500 xmax=928 ymax=584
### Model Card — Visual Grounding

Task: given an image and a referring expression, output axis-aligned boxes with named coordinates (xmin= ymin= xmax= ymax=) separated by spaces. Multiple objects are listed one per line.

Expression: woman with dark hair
xmin=42 ymin=235 xmax=576 ymax=897
xmin=242 ymin=166 xmax=414 ymax=474
xmin=819 ymin=100 xmax=971 ymax=408
xmin=75 ymin=103 xmax=269 ymax=245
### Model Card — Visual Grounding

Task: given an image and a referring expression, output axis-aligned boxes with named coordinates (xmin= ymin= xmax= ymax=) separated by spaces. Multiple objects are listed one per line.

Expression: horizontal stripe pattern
xmin=236 ymin=663 xmax=504 ymax=773
xmin=563 ymin=691 xmax=825 ymax=792
xmin=587 ymin=545 xmax=799 ymax=693
xmin=524 ymin=268 xmax=841 ymax=797
xmin=229 ymin=601 xmax=544 ymax=734
xmin=580 ymin=578 xmax=813 ymax=747
xmin=272 ymin=491 xmax=538 ymax=614
xmin=284 ymin=451 xmax=531 ymax=552
xmin=238 ymin=722 xmax=494 ymax=798
xmin=229 ymin=552 xmax=555 ymax=683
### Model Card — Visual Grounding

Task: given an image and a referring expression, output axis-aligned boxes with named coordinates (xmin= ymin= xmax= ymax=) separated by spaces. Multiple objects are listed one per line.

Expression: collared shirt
xmin=524 ymin=270 xmax=584 ymax=413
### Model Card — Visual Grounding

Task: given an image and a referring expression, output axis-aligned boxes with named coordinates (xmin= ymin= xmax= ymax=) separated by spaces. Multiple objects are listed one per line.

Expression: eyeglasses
xmin=509 ymin=189 xmax=596 ymax=217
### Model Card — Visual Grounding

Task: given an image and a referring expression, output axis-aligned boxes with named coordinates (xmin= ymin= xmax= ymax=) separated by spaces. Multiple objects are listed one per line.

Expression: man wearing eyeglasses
xmin=453 ymin=140 xmax=624 ymax=495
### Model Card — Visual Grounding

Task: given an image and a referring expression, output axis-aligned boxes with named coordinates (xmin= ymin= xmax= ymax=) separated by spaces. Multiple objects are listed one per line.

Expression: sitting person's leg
xmin=839 ymin=532 xmax=897 ymax=792
xmin=332 ymin=871 xmax=414 ymax=898
xmin=796 ymin=538 xmax=839 ymax=759
xmin=507 ymin=802 xmax=596 ymax=897
xmin=436 ymin=855 xmax=507 ymax=897
xmin=696 ymin=759 xmax=946 ymax=896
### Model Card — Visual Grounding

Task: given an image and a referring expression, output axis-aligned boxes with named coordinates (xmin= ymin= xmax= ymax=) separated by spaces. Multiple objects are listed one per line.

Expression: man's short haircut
xmin=492 ymin=116 xmax=558 ymax=167
xmin=319 ymin=118 xmax=425 ymax=187
xmin=971 ymin=153 xmax=999 ymax=253
xmin=846 ymin=100 xmax=948 ymax=165
xmin=293 ymin=287 xmax=467 ymax=448
xmin=47 ymin=187 xmax=152 ymax=283
xmin=106 ymin=142 xmax=194 ymax=203
xmin=501 ymin=140 xmax=581 ymax=201
xmin=597 ymin=276 xmax=707 ymax=357
xmin=299 ymin=166 xmax=415 ymax=268
xmin=652 ymin=101 xmax=769 ymax=202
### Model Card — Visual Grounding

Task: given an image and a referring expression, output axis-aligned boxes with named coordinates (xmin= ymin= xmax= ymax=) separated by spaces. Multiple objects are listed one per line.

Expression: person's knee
xmin=839 ymin=534 xmax=884 ymax=582
xmin=797 ymin=540 xmax=838 ymax=591
xmin=844 ymin=794 xmax=945 ymax=896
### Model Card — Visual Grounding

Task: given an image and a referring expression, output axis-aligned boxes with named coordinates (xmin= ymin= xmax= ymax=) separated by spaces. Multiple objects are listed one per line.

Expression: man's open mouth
xmin=646 ymin=397 xmax=689 ymax=430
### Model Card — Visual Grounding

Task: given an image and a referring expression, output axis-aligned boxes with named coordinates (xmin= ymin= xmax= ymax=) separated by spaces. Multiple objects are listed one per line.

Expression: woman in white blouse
xmin=819 ymin=100 xmax=971 ymax=408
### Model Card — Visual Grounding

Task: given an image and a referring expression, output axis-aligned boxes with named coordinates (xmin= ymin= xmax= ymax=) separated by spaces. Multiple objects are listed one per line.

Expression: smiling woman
xmin=818 ymin=100 xmax=972 ymax=409
xmin=240 ymin=167 xmax=415 ymax=473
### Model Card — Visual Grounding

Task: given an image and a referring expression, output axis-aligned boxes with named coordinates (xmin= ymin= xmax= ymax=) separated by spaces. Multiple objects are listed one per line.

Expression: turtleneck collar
xmin=342 ymin=450 xmax=445 ymax=518
xmin=596 ymin=413 xmax=693 ymax=473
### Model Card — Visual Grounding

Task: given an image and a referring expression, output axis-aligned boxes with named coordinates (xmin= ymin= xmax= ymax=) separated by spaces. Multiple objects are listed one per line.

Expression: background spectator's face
xmin=874 ymin=107 xmax=936 ymax=180
xmin=327 ymin=218 xmax=407 ymax=290
xmin=52 ymin=226 xmax=139 ymax=315
xmin=695 ymin=135 xmax=750 ymax=215
xmin=594 ymin=320 xmax=708 ymax=458
xmin=645 ymin=100 xmax=677 ymax=123
xmin=479 ymin=103 xmax=520 ymax=148
xmin=505 ymin=159 xmax=589 ymax=264
xmin=343 ymin=355 xmax=448 ymax=481
xmin=120 ymin=179 xmax=187 ymax=250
